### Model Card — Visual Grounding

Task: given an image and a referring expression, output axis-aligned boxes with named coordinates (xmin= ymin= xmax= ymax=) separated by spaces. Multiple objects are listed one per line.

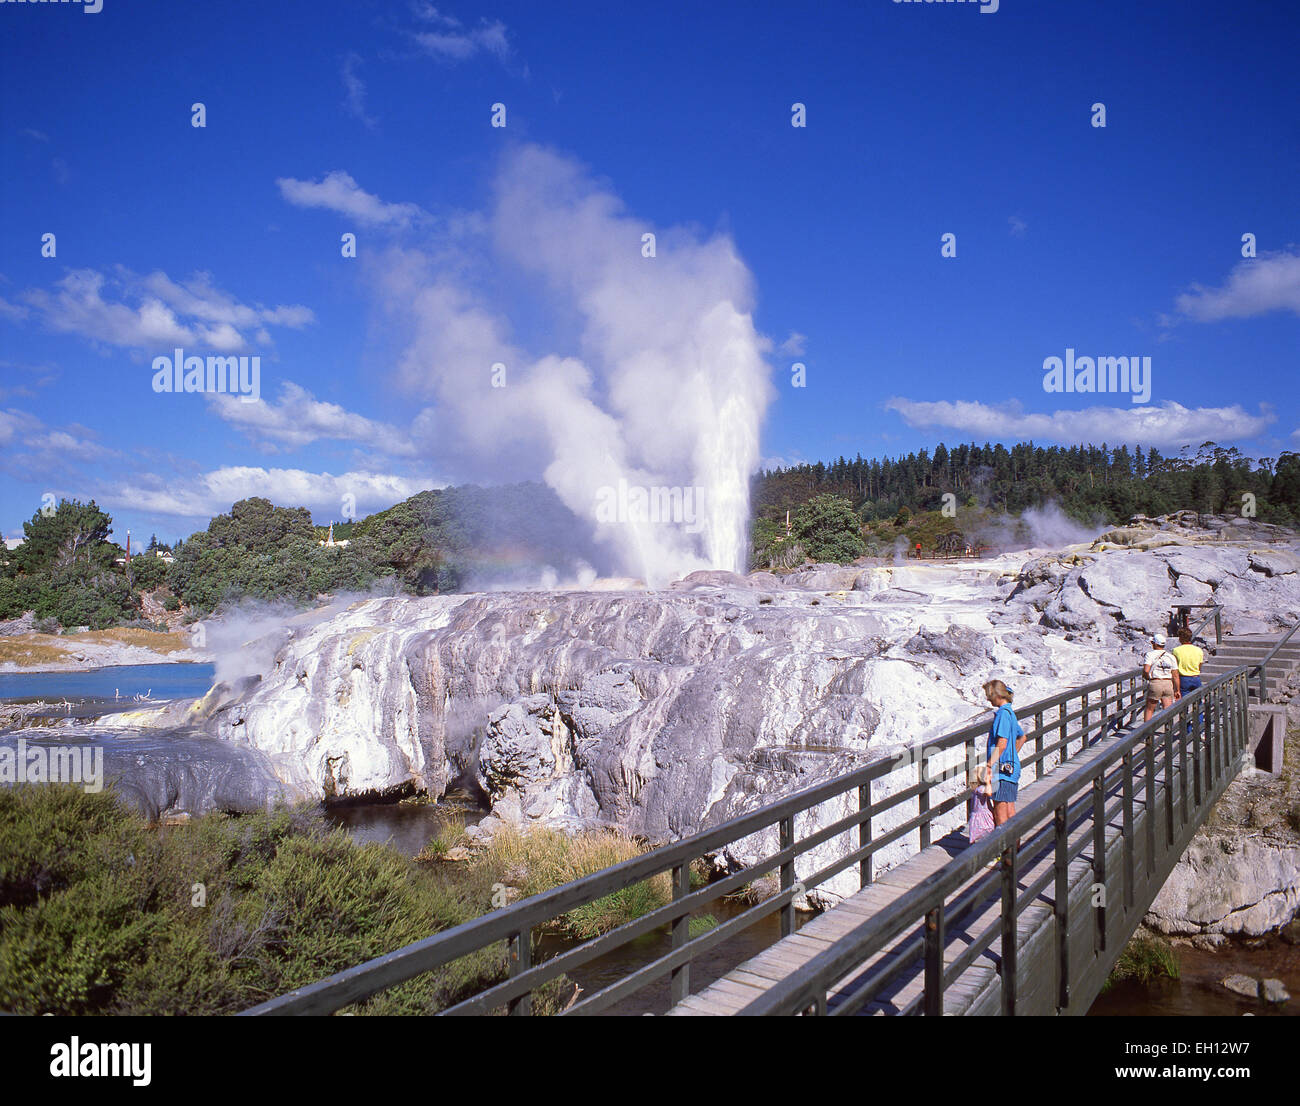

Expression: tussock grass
xmin=724 ymin=872 xmax=782 ymax=905
xmin=475 ymin=825 xmax=672 ymax=940
xmin=413 ymin=817 xmax=470 ymax=862
xmin=1103 ymin=930 xmax=1180 ymax=991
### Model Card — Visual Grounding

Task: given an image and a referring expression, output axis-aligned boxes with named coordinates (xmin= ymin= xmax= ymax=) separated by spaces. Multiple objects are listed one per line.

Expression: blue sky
xmin=2 ymin=0 xmax=1298 ymax=548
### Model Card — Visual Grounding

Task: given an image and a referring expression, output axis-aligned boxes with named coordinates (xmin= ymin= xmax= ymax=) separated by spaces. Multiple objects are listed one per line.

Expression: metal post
xmin=1054 ymin=804 xmax=1070 ymax=1011
xmin=1163 ymin=717 xmax=1175 ymax=849
xmin=1034 ymin=711 xmax=1043 ymax=780
xmin=507 ymin=928 xmax=532 ymax=1015
xmin=1237 ymin=678 xmax=1247 ymax=761
xmin=858 ymin=783 xmax=872 ymax=889
xmin=919 ymin=751 xmax=931 ymax=850
xmin=670 ymin=862 xmax=691 ymax=1005
xmin=924 ymin=904 xmax=945 ymax=1016
xmin=1092 ymin=774 xmax=1107 ymax=953
xmin=1191 ymin=693 xmax=1203 ymax=807
xmin=1144 ymin=732 xmax=1156 ymax=882
xmin=1000 ymin=845 xmax=1018 ymax=1016
xmin=1121 ymin=750 xmax=1134 ymax=912
xmin=1178 ymin=703 xmax=1189 ymax=827
xmin=779 ymin=816 xmax=795 ymax=938
xmin=1214 ymin=684 xmax=1225 ymax=783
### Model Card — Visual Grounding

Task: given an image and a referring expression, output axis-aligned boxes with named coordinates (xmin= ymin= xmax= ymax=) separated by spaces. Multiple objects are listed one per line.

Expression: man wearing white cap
xmin=1142 ymin=632 xmax=1180 ymax=721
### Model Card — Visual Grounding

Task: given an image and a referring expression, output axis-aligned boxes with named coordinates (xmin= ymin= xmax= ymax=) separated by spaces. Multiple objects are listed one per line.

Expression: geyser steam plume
xmin=385 ymin=145 xmax=776 ymax=585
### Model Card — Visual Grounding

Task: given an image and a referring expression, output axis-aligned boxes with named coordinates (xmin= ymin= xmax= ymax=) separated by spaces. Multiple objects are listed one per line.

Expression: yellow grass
xmin=0 ymin=627 xmax=190 ymax=667
xmin=74 ymin=627 xmax=190 ymax=652
xmin=0 ymin=638 xmax=70 ymax=666
xmin=475 ymin=825 xmax=673 ymax=939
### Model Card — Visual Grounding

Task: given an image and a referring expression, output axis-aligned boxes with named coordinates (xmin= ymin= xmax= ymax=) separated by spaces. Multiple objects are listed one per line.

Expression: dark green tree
xmin=792 ymin=494 xmax=866 ymax=563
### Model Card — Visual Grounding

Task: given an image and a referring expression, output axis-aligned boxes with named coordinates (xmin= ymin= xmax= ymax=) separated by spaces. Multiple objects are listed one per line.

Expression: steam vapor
xmin=380 ymin=145 xmax=776 ymax=586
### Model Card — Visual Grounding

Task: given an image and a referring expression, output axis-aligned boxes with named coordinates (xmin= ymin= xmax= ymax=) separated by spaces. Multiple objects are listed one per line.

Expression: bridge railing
xmin=1247 ymin=619 xmax=1300 ymax=701
xmin=242 ymin=667 xmax=1149 ymax=1016
xmin=735 ymin=666 xmax=1252 ymax=1015
xmin=1174 ymin=602 xmax=1223 ymax=645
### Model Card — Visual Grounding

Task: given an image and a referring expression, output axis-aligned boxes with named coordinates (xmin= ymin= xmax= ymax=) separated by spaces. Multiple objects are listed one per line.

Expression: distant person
xmin=982 ymin=679 xmax=1024 ymax=830
xmin=1143 ymin=632 xmax=1180 ymax=721
xmin=967 ymin=762 xmax=995 ymax=843
xmin=1173 ymin=627 xmax=1205 ymax=733
xmin=1172 ymin=628 xmax=1203 ymax=700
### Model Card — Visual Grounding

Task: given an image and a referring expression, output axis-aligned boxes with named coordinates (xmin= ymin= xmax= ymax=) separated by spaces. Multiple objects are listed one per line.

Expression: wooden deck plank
xmin=672 ymin=719 xmax=1210 ymax=1016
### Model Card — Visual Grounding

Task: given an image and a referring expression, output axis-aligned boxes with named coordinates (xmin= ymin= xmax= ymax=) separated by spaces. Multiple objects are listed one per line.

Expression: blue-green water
xmin=0 ymin=663 xmax=216 ymax=703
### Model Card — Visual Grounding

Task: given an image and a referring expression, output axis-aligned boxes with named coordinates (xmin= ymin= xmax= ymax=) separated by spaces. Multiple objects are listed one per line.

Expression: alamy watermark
xmin=1042 ymin=348 xmax=1151 ymax=404
xmin=594 ymin=479 xmax=706 ymax=534
xmin=151 ymin=348 xmax=260 ymax=403
xmin=894 ymin=0 xmax=998 ymax=13
xmin=0 ymin=738 xmax=103 ymax=792
xmin=50 ymin=1038 xmax=150 ymax=1086
xmin=4 ymin=0 xmax=102 ymax=12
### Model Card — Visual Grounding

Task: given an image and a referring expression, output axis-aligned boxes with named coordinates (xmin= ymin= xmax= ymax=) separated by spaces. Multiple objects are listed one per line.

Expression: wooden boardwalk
xmin=669 ymin=723 xmax=1192 ymax=1016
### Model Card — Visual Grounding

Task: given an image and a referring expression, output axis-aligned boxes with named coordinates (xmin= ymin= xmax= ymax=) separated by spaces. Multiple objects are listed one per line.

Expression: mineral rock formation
xmin=100 ymin=514 xmax=1300 ymax=908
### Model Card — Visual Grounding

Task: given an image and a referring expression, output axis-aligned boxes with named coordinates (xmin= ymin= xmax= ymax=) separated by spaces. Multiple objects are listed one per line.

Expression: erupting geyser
xmin=385 ymin=144 xmax=775 ymax=585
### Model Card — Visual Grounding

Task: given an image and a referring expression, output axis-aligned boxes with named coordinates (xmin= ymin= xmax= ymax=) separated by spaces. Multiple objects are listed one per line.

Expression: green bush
xmin=0 ymin=787 xmax=506 ymax=1015
xmin=791 ymin=494 xmax=866 ymax=564
xmin=1103 ymin=930 xmax=1180 ymax=991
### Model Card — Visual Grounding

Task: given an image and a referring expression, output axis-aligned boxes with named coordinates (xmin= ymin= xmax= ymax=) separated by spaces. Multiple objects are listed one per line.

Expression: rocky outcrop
xmin=164 ymin=550 xmax=1149 ymax=843
xmin=93 ymin=515 xmax=1300 ymax=911
xmin=1147 ymin=833 xmax=1300 ymax=937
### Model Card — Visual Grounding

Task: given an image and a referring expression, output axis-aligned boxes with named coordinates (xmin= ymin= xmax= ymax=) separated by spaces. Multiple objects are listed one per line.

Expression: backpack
xmin=1149 ymin=650 xmax=1176 ymax=680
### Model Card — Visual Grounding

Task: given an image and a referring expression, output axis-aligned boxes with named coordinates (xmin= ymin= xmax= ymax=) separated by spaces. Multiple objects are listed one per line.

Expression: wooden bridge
xmin=242 ymin=608 xmax=1297 ymax=1017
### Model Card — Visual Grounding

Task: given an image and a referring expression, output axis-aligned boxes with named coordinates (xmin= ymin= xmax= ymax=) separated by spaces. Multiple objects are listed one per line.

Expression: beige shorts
xmin=1146 ymin=678 xmax=1174 ymax=702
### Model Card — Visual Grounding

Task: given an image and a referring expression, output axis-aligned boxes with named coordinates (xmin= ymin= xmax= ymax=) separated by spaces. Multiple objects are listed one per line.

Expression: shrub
xmin=0 ymin=787 xmax=506 ymax=1015
xmin=1103 ymin=930 xmax=1180 ymax=991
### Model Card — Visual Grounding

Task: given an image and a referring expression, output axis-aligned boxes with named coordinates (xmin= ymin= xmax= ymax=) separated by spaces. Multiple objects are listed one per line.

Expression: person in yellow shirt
xmin=1172 ymin=628 xmax=1204 ymax=699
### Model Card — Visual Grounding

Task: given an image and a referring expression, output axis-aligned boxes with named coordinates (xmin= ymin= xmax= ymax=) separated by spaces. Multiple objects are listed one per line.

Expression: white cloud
xmin=206 ymin=381 xmax=417 ymax=455
xmin=411 ymin=15 xmax=510 ymax=62
xmin=0 ymin=408 xmax=41 ymax=447
xmin=411 ymin=3 xmax=461 ymax=26
xmin=18 ymin=268 xmax=313 ymax=353
xmin=277 ymin=170 xmax=426 ymax=228
xmin=0 ymin=295 xmax=30 ymax=322
xmin=0 ymin=407 xmax=118 ymax=473
xmin=341 ymin=53 xmax=376 ymax=129
xmin=884 ymin=397 xmax=1276 ymax=448
xmin=0 ymin=359 xmax=58 ymax=400
xmin=1008 ymin=215 xmax=1027 ymax=237
xmin=141 ymin=271 xmax=314 ymax=332
xmin=1167 ymin=250 xmax=1300 ymax=323
xmin=103 ymin=467 xmax=431 ymax=522
xmin=777 ymin=331 xmax=806 ymax=357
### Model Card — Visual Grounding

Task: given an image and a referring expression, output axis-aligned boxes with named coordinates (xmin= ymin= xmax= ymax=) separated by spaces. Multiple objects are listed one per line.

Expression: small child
xmin=967 ymin=762 xmax=995 ymax=843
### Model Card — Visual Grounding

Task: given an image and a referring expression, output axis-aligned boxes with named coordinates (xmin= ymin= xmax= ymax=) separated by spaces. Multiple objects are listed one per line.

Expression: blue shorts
xmin=1180 ymin=675 xmax=1201 ymax=695
xmin=993 ymin=780 xmax=1018 ymax=804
